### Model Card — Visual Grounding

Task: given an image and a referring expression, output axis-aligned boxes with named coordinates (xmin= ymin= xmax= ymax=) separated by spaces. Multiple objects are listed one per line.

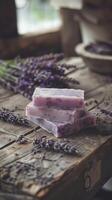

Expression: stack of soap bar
xmin=26 ymin=88 xmax=96 ymax=137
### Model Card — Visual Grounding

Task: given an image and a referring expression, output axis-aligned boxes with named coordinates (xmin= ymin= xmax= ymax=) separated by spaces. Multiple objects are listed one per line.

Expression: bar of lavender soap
xmin=26 ymin=102 xmax=85 ymax=123
xmin=27 ymin=115 xmax=79 ymax=137
xmin=33 ymin=88 xmax=84 ymax=110
xmin=27 ymin=114 xmax=96 ymax=138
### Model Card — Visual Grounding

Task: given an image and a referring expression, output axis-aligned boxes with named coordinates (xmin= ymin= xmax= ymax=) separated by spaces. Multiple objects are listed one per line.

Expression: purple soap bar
xmin=27 ymin=115 xmax=79 ymax=137
xmin=32 ymin=88 xmax=84 ymax=109
xmin=26 ymin=102 xmax=85 ymax=123
xmin=27 ymin=112 xmax=96 ymax=138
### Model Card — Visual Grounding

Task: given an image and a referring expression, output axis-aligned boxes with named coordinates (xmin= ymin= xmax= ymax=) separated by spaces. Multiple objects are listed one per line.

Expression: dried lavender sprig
xmin=24 ymin=53 xmax=64 ymax=63
xmin=58 ymin=63 xmax=77 ymax=70
xmin=32 ymin=136 xmax=81 ymax=156
xmin=0 ymin=108 xmax=31 ymax=127
xmin=97 ymin=107 xmax=112 ymax=117
xmin=16 ymin=135 xmax=28 ymax=144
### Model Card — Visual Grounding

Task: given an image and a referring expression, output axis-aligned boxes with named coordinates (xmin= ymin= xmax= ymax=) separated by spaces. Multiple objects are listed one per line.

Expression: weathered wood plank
xmin=41 ymin=140 xmax=112 ymax=200
xmin=65 ymin=57 xmax=86 ymax=70
xmin=0 ymin=94 xmax=38 ymax=148
xmin=0 ymin=191 xmax=36 ymax=200
xmin=0 ymin=132 xmax=15 ymax=149
xmin=0 ymin=129 xmax=111 ymax=198
xmin=64 ymin=57 xmax=86 ymax=75
xmin=0 ymin=93 xmax=40 ymax=155
xmin=86 ymin=84 xmax=112 ymax=112
xmin=0 ymin=86 xmax=14 ymax=103
xmin=0 ymin=131 xmax=36 ymax=167
xmin=68 ymin=67 xmax=110 ymax=93
xmin=0 ymin=94 xmax=29 ymax=117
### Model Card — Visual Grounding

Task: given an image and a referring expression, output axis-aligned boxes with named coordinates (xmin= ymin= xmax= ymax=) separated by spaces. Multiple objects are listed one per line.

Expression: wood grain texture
xmin=68 ymin=67 xmax=109 ymax=93
xmin=0 ymin=86 xmax=14 ymax=103
xmin=0 ymin=191 xmax=37 ymax=200
xmin=0 ymin=132 xmax=15 ymax=149
xmin=0 ymin=94 xmax=37 ymax=136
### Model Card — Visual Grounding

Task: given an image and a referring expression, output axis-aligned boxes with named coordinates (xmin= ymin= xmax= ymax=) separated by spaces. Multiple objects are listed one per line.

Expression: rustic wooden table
xmin=0 ymin=58 xmax=112 ymax=200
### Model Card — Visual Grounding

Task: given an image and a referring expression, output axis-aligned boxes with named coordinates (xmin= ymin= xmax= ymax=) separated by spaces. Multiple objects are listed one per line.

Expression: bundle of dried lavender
xmin=0 ymin=53 xmax=79 ymax=100
xmin=0 ymin=107 xmax=30 ymax=127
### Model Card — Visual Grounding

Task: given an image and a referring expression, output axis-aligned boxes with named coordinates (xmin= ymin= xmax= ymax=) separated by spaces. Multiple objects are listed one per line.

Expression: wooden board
xmin=0 ymin=94 xmax=38 ymax=134
xmin=0 ymin=132 xmax=15 ymax=149
xmin=0 ymin=86 xmax=13 ymax=103
xmin=0 ymin=58 xmax=112 ymax=200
